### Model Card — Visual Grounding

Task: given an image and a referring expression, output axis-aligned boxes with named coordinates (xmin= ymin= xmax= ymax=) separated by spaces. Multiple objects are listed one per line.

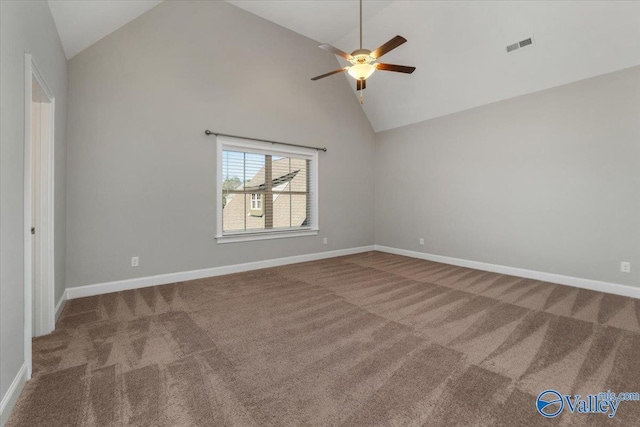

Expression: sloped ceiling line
xmin=49 ymin=0 xmax=640 ymax=132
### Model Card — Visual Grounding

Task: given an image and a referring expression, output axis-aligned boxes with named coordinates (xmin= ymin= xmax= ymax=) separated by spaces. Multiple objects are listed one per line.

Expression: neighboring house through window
xmin=216 ymin=136 xmax=318 ymax=243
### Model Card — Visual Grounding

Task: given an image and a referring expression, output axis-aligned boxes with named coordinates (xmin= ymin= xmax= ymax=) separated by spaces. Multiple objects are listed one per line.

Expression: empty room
xmin=1 ymin=0 xmax=640 ymax=425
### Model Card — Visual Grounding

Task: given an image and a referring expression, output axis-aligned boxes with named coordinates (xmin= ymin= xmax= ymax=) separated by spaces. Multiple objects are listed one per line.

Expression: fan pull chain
xmin=360 ymin=88 xmax=364 ymax=104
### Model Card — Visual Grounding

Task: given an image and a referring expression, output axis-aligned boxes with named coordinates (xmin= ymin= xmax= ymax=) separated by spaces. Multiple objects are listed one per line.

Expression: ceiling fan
xmin=311 ymin=0 xmax=416 ymax=103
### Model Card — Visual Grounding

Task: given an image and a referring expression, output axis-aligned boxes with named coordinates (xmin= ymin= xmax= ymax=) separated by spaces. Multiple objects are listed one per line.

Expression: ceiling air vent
xmin=519 ymin=38 xmax=533 ymax=48
xmin=506 ymin=36 xmax=534 ymax=53
xmin=506 ymin=42 xmax=519 ymax=53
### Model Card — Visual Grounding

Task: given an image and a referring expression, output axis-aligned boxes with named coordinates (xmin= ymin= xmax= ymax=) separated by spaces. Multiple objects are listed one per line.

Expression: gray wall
xmin=0 ymin=0 xmax=68 ymax=415
xmin=65 ymin=0 xmax=375 ymax=288
xmin=375 ymin=66 xmax=640 ymax=287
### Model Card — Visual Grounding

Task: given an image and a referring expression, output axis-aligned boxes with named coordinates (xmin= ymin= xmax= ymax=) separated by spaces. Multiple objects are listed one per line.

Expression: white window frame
xmin=216 ymin=135 xmax=319 ymax=243
xmin=250 ymin=193 xmax=262 ymax=211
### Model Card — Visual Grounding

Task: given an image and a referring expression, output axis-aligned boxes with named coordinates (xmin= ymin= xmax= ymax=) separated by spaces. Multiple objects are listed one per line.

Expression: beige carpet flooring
xmin=7 ymin=251 xmax=640 ymax=426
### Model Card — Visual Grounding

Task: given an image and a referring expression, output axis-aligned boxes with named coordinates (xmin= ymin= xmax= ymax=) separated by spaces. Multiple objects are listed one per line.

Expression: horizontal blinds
xmin=222 ymin=149 xmax=314 ymax=233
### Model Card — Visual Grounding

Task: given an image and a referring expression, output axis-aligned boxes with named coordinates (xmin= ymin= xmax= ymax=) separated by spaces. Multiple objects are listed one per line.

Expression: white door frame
xmin=24 ymin=53 xmax=56 ymax=378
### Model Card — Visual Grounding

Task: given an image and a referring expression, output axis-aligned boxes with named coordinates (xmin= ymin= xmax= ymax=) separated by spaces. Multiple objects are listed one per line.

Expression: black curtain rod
xmin=204 ymin=130 xmax=327 ymax=152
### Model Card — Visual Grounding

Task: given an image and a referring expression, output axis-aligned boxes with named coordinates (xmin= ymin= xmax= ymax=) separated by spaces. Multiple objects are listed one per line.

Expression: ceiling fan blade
xmin=376 ymin=63 xmax=416 ymax=74
xmin=311 ymin=67 xmax=349 ymax=81
xmin=319 ymin=44 xmax=353 ymax=60
xmin=370 ymin=35 xmax=407 ymax=59
xmin=356 ymin=79 xmax=366 ymax=91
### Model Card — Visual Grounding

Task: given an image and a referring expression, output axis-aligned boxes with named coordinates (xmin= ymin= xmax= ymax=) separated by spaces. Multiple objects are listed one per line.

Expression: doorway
xmin=24 ymin=54 xmax=56 ymax=378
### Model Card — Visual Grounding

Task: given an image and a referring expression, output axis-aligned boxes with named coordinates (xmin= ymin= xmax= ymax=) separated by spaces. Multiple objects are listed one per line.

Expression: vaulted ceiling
xmin=232 ymin=1 xmax=640 ymax=132
xmin=48 ymin=0 xmax=162 ymax=59
xmin=49 ymin=1 xmax=640 ymax=132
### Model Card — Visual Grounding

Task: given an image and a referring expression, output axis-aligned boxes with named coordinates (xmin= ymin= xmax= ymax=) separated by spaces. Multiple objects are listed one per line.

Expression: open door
xmin=24 ymin=54 xmax=56 ymax=378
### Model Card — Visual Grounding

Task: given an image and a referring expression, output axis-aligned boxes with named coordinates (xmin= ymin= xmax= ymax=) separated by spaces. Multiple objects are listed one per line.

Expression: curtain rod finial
xmin=205 ymin=130 xmax=214 ymax=136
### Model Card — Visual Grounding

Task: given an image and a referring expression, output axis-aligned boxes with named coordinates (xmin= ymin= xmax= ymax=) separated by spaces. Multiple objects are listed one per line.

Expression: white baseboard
xmin=0 ymin=363 xmax=28 ymax=426
xmin=54 ymin=294 xmax=66 ymax=322
xmin=65 ymin=245 xmax=376 ymax=300
xmin=375 ymin=245 xmax=640 ymax=299
xmin=64 ymin=243 xmax=638 ymax=303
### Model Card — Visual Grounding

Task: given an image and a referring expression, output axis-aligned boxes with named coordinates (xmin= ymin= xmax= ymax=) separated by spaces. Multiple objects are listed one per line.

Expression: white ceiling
xmin=49 ymin=1 xmax=640 ymax=132
xmin=229 ymin=1 xmax=640 ymax=132
xmin=48 ymin=0 xmax=162 ymax=59
xmin=356 ymin=1 xmax=640 ymax=131
xmin=228 ymin=0 xmax=393 ymax=44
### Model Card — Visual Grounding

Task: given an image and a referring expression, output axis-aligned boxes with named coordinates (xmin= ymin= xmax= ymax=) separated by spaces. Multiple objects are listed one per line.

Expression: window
xmin=216 ymin=136 xmax=318 ymax=243
xmin=250 ymin=193 xmax=262 ymax=212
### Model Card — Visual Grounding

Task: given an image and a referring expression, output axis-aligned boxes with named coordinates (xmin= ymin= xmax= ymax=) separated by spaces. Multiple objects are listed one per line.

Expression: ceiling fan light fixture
xmin=310 ymin=0 xmax=415 ymax=103
xmin=348 ymin=63 xmax=375 ymax=80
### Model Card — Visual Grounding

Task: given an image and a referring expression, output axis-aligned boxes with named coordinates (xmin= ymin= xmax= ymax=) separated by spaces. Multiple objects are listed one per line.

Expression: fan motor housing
xmin=351 ymin=49 xmax=374 ymax=65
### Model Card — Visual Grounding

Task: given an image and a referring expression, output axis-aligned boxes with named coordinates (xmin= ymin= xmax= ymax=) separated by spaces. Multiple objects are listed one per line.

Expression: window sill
xmin=215 ymin=229 xmax=318 ymax=244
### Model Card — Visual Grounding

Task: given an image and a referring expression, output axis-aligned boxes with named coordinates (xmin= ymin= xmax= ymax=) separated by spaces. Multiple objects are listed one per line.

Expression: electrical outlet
xmin=621 ymin=262 xmax=631 ymax=273
xmin=131 ymin=256 xmax=139 ymax=267
xmin=419 ymin=238 xmax=424 ymax=245
xmin=323 ymin=237 xmax=328 ymax=245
